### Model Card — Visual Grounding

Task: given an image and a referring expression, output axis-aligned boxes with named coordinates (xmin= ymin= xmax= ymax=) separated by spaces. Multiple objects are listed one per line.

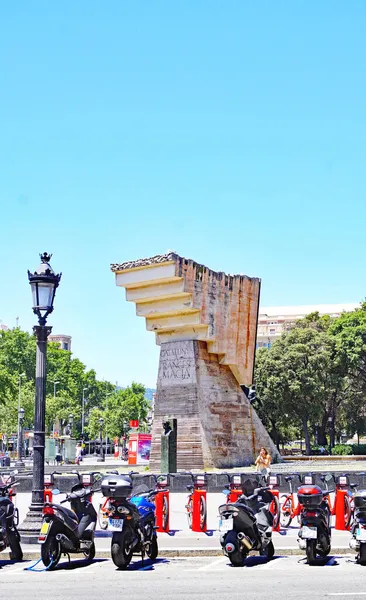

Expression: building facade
xmin=257 ymin=303 xmax=359 ymax=348
xmin=49 ymin=334 xmax=72 ymax=351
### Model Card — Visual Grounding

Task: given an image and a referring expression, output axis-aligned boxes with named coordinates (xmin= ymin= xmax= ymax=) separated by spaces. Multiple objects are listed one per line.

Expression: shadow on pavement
xmin=115 ymin=557 xmax=170 ymax=572
xmin=51 ymin=558 xmax=108 ymax=571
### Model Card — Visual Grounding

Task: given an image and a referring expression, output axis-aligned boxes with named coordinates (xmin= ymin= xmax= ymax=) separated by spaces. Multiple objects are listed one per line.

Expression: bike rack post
xmin=155 ymin=489 xmax=170 ymax=533
xmin=192 ymin=488 xmax=207 ymax=532
xmin=228 ymin=489 xmax=242 ymax=503
xmin=334 ymin=488 xmax=350 ymax=531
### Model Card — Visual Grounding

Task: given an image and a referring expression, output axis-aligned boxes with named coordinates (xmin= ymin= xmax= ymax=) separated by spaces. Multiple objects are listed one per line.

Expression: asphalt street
xmin=1 ymin=555 xmax=366 ymax=600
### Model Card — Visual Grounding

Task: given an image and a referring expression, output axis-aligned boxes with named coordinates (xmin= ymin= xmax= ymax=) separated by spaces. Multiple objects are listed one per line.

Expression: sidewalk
xmin=4 ymin=492 xmax=354 ymax=559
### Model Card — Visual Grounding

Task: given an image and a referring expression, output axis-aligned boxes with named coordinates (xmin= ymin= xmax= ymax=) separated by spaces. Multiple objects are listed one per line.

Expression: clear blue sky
xmin=0 ymin=1 xmax=364 ymax=388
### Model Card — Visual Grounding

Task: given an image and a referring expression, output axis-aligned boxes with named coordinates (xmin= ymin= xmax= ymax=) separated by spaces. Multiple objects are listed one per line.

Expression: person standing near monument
xmin=255 ymin=447 xmax=272 ymax=472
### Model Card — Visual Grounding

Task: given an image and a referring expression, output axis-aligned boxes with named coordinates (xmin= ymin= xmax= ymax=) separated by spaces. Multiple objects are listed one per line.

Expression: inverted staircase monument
xmin=111 ymin=253 xmax=279 ymax=469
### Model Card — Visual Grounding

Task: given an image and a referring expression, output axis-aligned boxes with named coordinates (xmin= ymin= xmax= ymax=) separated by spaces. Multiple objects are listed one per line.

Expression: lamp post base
xmin=18 ymin=502 xmax=43 ymax=544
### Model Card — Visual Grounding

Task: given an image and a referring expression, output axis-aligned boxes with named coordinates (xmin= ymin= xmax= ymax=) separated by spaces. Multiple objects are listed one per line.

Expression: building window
xmin=269 ymin=329 xmax=276 ymax=334
xmin=263 ymin=343 xmax=267 ymax=348
xmin=62 ymin=342 xmax=69 ymax=350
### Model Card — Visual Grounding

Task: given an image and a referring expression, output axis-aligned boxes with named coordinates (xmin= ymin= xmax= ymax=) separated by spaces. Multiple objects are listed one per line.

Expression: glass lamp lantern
xmin=28 ymin=253 xmax=62 ymax=324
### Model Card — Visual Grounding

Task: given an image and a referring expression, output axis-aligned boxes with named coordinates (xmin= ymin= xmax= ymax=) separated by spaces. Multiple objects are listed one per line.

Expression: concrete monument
xmin=111 ymin=253 xmax=279 ymax=469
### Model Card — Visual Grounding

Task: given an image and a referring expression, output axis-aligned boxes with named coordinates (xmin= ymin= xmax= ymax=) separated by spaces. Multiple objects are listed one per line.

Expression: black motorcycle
xmin=219 ymin=481 xmax=275 ymax=567
xmin=39 ymin=475 xmax=101 ymax=569
xmin=101 ymin=474 xmax=158 ymax=569
xmin=350 ymin=488 xmax=366 ymax=564
xmin=0 ymin=471 xmax=23 ymax=561
xmin=297 ymin=483 xmax=331 ymax=564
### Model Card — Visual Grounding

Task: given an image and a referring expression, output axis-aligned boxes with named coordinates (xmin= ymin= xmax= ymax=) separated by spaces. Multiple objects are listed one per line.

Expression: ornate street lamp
xmin=19 ymin=253 xmax=61 ymax=543
xmin=15 ymin=408 xmax=25 ymax=469
xmin=97 ymin=417 xmax=105 ymax=462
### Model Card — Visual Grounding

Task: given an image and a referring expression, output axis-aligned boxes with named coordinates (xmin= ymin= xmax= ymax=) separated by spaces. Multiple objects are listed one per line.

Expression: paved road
xmin=1 ymin=555 xmax=366 ymax=599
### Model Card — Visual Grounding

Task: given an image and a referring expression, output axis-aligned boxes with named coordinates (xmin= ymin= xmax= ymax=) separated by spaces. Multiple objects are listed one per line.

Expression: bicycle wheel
xmin=271 ymin=496 xmax=280 ymax=530
xmin=186 ymin=497 xmax=193 ymax=529
xmin=162 ymin=495 xmax=169 ymax=531
xmin=344 ymin=494 xmax=352 ymax=529
xmin=280 ymin=494 xmax=293 ymax=528
xmin=199 ymin=496 xmax=207 ymax=530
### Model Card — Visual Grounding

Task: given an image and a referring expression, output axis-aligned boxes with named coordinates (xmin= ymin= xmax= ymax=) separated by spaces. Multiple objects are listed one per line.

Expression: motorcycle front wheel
xmin=83 ymin=542 xmax=96 ymax=561
xmin=8 ymin=529 xmax=23 ymax=561
xmin=111 ymin=530 xmax=133 ymax=570
xmin=260 ymin=540 xmax=274 ymax=560
xmin=146 ymin=535 xmax=158 ymax=560
xmin=41 ymin=534 xmax=61 ymax=570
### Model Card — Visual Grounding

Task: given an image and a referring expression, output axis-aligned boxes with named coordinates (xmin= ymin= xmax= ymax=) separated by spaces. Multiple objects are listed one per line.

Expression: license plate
xmin=40 ymin=522 xmax=50 ymax=535
xmin=356 ymin=528 xmax=366 ymax=541
xmin=219 ymin=517 xmax=233 ymax=532
xmin=109 ymin=518 xmax=123 ymax=531
xmin=301 ymin=526 xmax=317 ymax=539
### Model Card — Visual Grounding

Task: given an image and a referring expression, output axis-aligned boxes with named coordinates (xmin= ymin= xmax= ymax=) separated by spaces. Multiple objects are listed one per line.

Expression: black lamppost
xmin=97 ymin=417 xmax=105 ymax=462
xmin=15 ymin=408 xmax=25 ymax=469
xmin=19 ymin=253 xmax=61 ymax=544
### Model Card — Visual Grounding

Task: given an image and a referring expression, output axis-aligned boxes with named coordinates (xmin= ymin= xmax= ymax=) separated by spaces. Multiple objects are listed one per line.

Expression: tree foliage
xmin=0 ymin=328 xmax=148 ymax=440
xmin=255 ymin=305 xmax=366 ymax=454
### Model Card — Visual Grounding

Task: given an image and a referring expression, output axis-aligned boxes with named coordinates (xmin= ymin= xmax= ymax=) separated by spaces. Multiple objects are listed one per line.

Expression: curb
xmin=5 ymin=547 xmax=355 ymax=561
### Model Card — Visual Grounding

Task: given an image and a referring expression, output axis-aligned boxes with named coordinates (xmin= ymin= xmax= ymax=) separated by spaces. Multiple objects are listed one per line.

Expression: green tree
xmin=255 ymin=315 xmax=343 ymax=454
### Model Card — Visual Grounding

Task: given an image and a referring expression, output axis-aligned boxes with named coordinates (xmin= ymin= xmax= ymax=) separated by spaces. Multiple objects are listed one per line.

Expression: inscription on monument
xmin=158 ymin=341 xmax=196 ymax=386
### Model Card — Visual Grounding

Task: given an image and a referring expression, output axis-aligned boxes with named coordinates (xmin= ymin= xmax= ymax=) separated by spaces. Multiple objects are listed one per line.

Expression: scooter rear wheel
xmin=8 ymin=529 xmax=23 ymax=561
xmin=228 ymin=550 xmax=246 ymax=567
xmin=41 ymin=534 xmax=61 ymax=570
xmin=359 ymin=543 xmax=366 ymax=566
xmin=306 ymin=539 xmax=317 ymax=565
xmin=111 ymin=530 xmax=133 ymax=570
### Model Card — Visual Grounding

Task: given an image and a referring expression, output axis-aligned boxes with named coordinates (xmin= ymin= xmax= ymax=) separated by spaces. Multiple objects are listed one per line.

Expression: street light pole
xmin=97 ymin=417 xmax=105 ymax=462
xmin=81 ymin=387 xmax=87 ymax=434
xmin=15 ymin=408 xmax=25 ymax=468
xmin=105 ymin=392 xmax=113 ymax=458
xmin=17 ymin=373 xmax=25 ymax=462
xmin=19 ymin=252 xmax=61 ymax=544
xmin=51 ymin=380 xmax=59 ymax=437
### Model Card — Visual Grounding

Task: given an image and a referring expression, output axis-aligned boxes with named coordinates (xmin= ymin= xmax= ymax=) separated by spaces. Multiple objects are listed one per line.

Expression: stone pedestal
xmin=149 ymin=340 xmax=278 ymax=470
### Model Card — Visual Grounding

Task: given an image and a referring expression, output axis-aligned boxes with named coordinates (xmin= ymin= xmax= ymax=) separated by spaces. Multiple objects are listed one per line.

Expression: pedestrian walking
xmin=75 ymin=442 xmax=82 ymax=465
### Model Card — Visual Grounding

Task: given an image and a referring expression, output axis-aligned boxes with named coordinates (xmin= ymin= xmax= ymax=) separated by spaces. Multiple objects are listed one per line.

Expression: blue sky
xmin=0 ymin=1 xmax=365 ymax=388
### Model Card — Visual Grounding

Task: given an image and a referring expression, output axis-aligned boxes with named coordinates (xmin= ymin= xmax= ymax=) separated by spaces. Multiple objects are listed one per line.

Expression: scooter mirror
xmin=325 ymin=474 xmax=333 ymax=482
xmin=52 ymin=489 xmax=61 ymax=495
xmin=222 ymin=488 xmax=230 ymax=495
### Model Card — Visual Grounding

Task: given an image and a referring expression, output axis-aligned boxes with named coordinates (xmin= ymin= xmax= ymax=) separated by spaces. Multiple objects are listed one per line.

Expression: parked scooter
xmin=297 ymin=481 xmax=332 ymax=564
xmin=101 ymin=473 xmax=158 ymax=569
xmin=349 ymin=489 xmax=366 ymax=564
xmin=0 ymin=471 xmax=22 ymax=561
xmin=218 ymin=479 xmax=275 ymax=567
xmin=38 ymin=474 xmax=102 ymax=569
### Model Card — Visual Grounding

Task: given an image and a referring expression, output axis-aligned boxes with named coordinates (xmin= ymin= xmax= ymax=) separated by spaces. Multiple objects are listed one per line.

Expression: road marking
xmin=197 ymin=557 xmax=227 ymax=571
xmin=328 ymin=594 xmax=366 ymax=597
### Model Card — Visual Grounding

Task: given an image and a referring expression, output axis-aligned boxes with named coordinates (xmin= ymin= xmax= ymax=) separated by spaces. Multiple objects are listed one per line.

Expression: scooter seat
xmin=58 ymin=505 xmax=78 ymax=521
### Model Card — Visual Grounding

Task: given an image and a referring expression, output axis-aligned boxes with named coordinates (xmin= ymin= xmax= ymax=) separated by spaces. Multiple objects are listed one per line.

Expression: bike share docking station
xmin=190 ymin=474 xmax=207 ymax=533
xmin=154 ymin=475 xmax=171 ymax=533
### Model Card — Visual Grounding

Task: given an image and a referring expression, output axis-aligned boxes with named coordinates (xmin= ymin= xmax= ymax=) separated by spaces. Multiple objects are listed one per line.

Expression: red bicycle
xmin=280 ymin=473 xmax=312 ymax=528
